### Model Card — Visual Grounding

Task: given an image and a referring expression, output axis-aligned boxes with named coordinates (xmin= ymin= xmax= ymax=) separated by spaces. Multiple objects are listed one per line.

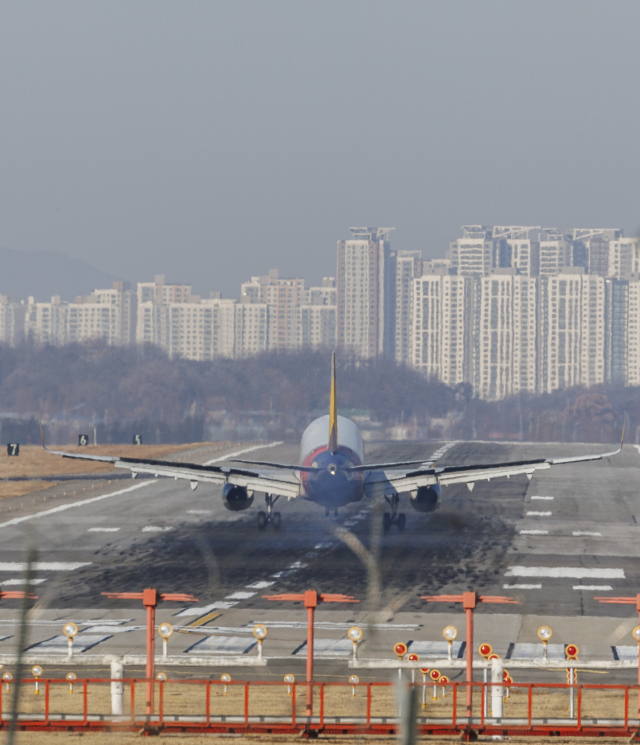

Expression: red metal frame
xmin=0 ymin=677 xmax=638 ymax=736
xmin=102 ymin=587 xmax=197 ymax=715
xmin=263 ymin=589 xmax=359 ymax=718
xmin=421 ymin=591 xmax=517 ymax=724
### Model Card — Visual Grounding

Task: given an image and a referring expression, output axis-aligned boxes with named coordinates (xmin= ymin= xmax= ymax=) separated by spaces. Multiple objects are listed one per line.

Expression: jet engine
xmin=409 ymin=484 xmax=441 ymax=513
xmin=222 ymin=483 xmax=254 ymax=512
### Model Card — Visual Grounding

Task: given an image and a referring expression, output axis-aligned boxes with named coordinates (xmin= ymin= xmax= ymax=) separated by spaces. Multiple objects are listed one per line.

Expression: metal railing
xmin=1 ymin=677 xmax=639 ymax=735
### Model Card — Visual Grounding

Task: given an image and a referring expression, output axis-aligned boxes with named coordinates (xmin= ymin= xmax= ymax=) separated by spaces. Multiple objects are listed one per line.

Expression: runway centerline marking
xmin=505 ymin=566 xmax=625 ymax=579
xmin=142 ymin=526 xmax=172 ymax=532
xmin=88 ymin=527 xmax=120 ymax=533
xmin=520 ymin=530 xmax=549 ymax=535
xmin=572 ymin=531 xmax=602 ymax=537
xmin=530 ymin=496 xmax=554 ymax=500
xmin=204 ymin=442 xmax=284 ymax=466
xmin=0 ymin=578 xmax=47 ymax=586
xmin=526 ymin=511 xmax=552 ymax=516
xmin=0 ymin=481 xmax=156 ymax=530
xmin=574 ymin=585 xmax=613 ymax=591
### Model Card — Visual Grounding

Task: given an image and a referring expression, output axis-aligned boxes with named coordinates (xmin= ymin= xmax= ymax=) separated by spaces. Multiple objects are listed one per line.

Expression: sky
xmin=1 ymin=1 xmax=639 ymax=297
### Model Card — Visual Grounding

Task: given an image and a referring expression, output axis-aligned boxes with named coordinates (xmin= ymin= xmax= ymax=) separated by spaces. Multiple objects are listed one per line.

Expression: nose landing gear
xmin=258 ymin=494 xmax=281 ymax=531
xmin=383 ymin=494 xmax=406 ymax=532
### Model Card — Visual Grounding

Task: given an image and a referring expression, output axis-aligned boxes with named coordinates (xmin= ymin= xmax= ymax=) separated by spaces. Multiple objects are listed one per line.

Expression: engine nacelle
xmin=409 ymin=484 xmax=441 ymax=513
xmin=222 ymin=483 xmax=254 ymax=512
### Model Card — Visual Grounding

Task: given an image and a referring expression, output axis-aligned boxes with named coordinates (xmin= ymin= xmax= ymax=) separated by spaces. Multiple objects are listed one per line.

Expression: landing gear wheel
xmin=258 ymin=511 xmax=267 ymax=531
xmin=397 ymin=513 xmax=406 ymax=531
xmin=383 ymin=512 xmax=392 ymax=532
xmin=272 ymin=511 xmax=281 ymax=531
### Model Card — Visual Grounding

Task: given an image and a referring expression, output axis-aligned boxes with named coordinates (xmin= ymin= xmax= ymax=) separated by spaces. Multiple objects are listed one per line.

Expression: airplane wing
xmin=363 ymin=443 xmax=623 ymax=499
xmin=41 ymin=446 xmax=301 ymax=500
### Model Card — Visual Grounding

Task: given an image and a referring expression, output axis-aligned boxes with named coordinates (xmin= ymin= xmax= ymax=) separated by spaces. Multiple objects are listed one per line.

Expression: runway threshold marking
xmin=505 ymin=566 xmax=625 ymax=579
xmin=0 ymin=481 xmax=156 ymax=530
xmin=204 ymin=441 xmax=284 ymax=466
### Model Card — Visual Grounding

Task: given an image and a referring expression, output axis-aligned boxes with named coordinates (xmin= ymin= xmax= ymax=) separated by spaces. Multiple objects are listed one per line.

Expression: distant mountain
xmin=0 ymin=247 xmax=125 ymax=302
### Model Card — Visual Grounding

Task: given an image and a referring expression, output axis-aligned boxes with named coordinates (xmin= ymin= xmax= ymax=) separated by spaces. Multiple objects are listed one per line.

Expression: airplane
xmin=42 ymin=352 xmax=623 ymax=532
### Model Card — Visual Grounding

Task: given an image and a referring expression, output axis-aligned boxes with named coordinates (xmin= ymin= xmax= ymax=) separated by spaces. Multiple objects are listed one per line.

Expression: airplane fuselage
xmin=299 ymin=414 xmax=365 ymax=507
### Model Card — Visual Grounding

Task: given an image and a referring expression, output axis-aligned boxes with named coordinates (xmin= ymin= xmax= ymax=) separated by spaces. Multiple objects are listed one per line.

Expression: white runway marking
xmin=530 ymin=496 xmax=554 ymax=500
xmin=246 ymin=581 xmax=274 ymax=590
xmin=204 ymin=442 xmax=283 ymax=466
xmin=505 ymin=566 xmax=625 ymax=579
xmin=503 ymin=583 xmax=542 ymax=589
xmin=572 ymin=531 xmax=602 ymax=537
xmin=573 ymin=585 xmax=612 ymax=591
xmin=142 ymin=526 xmax=172 ymax=532
xmin=0 ymin=481 xmax=155 ymax=530
xmin=187 ymin=510 xmax=212 ymax=515
xmin=88 ymin=527 xmax=120 ymax=533
xmin=175 ymin=601 xmax=238 ymax=617
xmin=225 ymin=591 xmax=256 ymax=600
xmin=0 ymin=578 xmax=47 ymax=586
xmin=526 ymin=511 xmax=552 ymax=516
xmin=520 ymin=530 xmax=549 ymax=535
xmin=0 ymin=562 xmax=91 ymax=571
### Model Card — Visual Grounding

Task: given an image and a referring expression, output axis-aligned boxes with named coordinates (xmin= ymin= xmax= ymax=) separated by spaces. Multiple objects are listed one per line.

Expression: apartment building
xmin=395 ymin=251 xmax=422 ymax=365
xmin=240 ymin=270 xmax=305 ymax=351
xmin=298 ymin=277 xmax=337 ymax=349
xmin=0 ymin=297 xmax=26 ymax=346
xmin=337 ymin=227 xmax=395 ymax=359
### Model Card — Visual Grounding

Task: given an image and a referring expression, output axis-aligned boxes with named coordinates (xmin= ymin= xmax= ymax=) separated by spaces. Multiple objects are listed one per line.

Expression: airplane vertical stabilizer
xmin=328 ymin=352 xmax=338 ymax=454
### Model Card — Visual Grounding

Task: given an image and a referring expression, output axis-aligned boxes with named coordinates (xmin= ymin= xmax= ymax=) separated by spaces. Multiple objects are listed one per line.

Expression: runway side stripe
xmin=0 ymin=481 xmax=156 ymax=530
xmin=505 ymin=566 xmax=625 ymax=579
xmin=204 ymin=441 xmax=284 ymax=466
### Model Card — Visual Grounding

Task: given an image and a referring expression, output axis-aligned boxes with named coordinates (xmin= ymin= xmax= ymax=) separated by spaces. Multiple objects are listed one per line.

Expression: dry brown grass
xmin=0 ymin=442 xmax=237 ymax=500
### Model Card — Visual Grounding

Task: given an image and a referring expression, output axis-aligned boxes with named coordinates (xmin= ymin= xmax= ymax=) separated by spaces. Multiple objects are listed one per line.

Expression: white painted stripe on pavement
xmin=0 ymin=481 xmax=155 ymax=530
xmin=526 ymin=511 xmax=552 ymax=516
xmin=503 ymin=584 xmax=542 ymax=589
xmin=142 ymin=526 xmax=172 ymax=532
xmin=0 ymin=562 xmax=91 ymax=571
xmin=573 ymin=585 xmax=612 ymax=591
xmin=187 ymin=510 xmax=212 ymax=515
xmin=505 ymin=566 xmax=625 ymax=579
xmin=246 ymin=581 xmax=274 ymax=590
xmin=530 ymin=496 xmax=554 ymax=500
xmin=225 ymin=591 xmax=256 ymax=600
xmin=88 ymin=527 xmax=120 ymax=533
xmin=520 ymin=530 xmax=549 ymax=535
xmin=175 ymin=601 xmax=238 ymax=617
xmin=573 ymin=531 xmax=602 ymax=537
xmin=0 ymin=578 xmax=47 ymax=586
xmin=204 ymin=442 xmax=283 ymax=466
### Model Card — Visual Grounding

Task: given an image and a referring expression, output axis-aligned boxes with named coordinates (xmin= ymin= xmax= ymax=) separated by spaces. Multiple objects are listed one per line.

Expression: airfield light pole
xmin=264 ymin=590 xmax=359 ymax=719
xmin=102 ymin=588 xmax=198 ymax=716
xmin=421 ymin=592 xmax=517 ymax=725
xmin=596 ymin=594 xmax=640 ymax=716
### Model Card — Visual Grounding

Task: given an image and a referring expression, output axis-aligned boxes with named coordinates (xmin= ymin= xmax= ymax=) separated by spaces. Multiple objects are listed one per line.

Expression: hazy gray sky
xmin=1 ymin=1 xmax=639 ymax=296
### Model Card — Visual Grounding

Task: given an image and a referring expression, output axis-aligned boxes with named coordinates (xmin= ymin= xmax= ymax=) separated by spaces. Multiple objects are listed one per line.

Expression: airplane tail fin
xmin=328 ymin=352 xmax=338 ymax=454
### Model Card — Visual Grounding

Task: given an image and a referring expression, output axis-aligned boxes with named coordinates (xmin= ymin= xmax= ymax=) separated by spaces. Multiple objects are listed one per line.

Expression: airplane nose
xmin=327 ymin=464 xmax=337 ymax=476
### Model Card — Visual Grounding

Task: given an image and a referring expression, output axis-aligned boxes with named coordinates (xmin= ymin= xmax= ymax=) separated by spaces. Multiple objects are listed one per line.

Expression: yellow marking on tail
xmin=328 ymin=352 xmax=338 ymax=453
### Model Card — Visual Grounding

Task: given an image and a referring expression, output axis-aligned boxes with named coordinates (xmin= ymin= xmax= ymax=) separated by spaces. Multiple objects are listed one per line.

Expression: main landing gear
xmin=258 ymin=494 xmax=281 ymax=531
xmin=383 ymin=494 xmax=406 ymax=532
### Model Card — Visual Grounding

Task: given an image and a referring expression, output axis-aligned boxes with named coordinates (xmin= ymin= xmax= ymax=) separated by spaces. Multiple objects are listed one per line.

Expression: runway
xmin=0 ymin=438 xmax=638 ymax=676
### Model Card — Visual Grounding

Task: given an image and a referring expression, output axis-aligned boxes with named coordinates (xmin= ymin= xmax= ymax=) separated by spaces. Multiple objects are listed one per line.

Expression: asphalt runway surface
xmin=0 ymin=438 xmax=639 ymax=680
